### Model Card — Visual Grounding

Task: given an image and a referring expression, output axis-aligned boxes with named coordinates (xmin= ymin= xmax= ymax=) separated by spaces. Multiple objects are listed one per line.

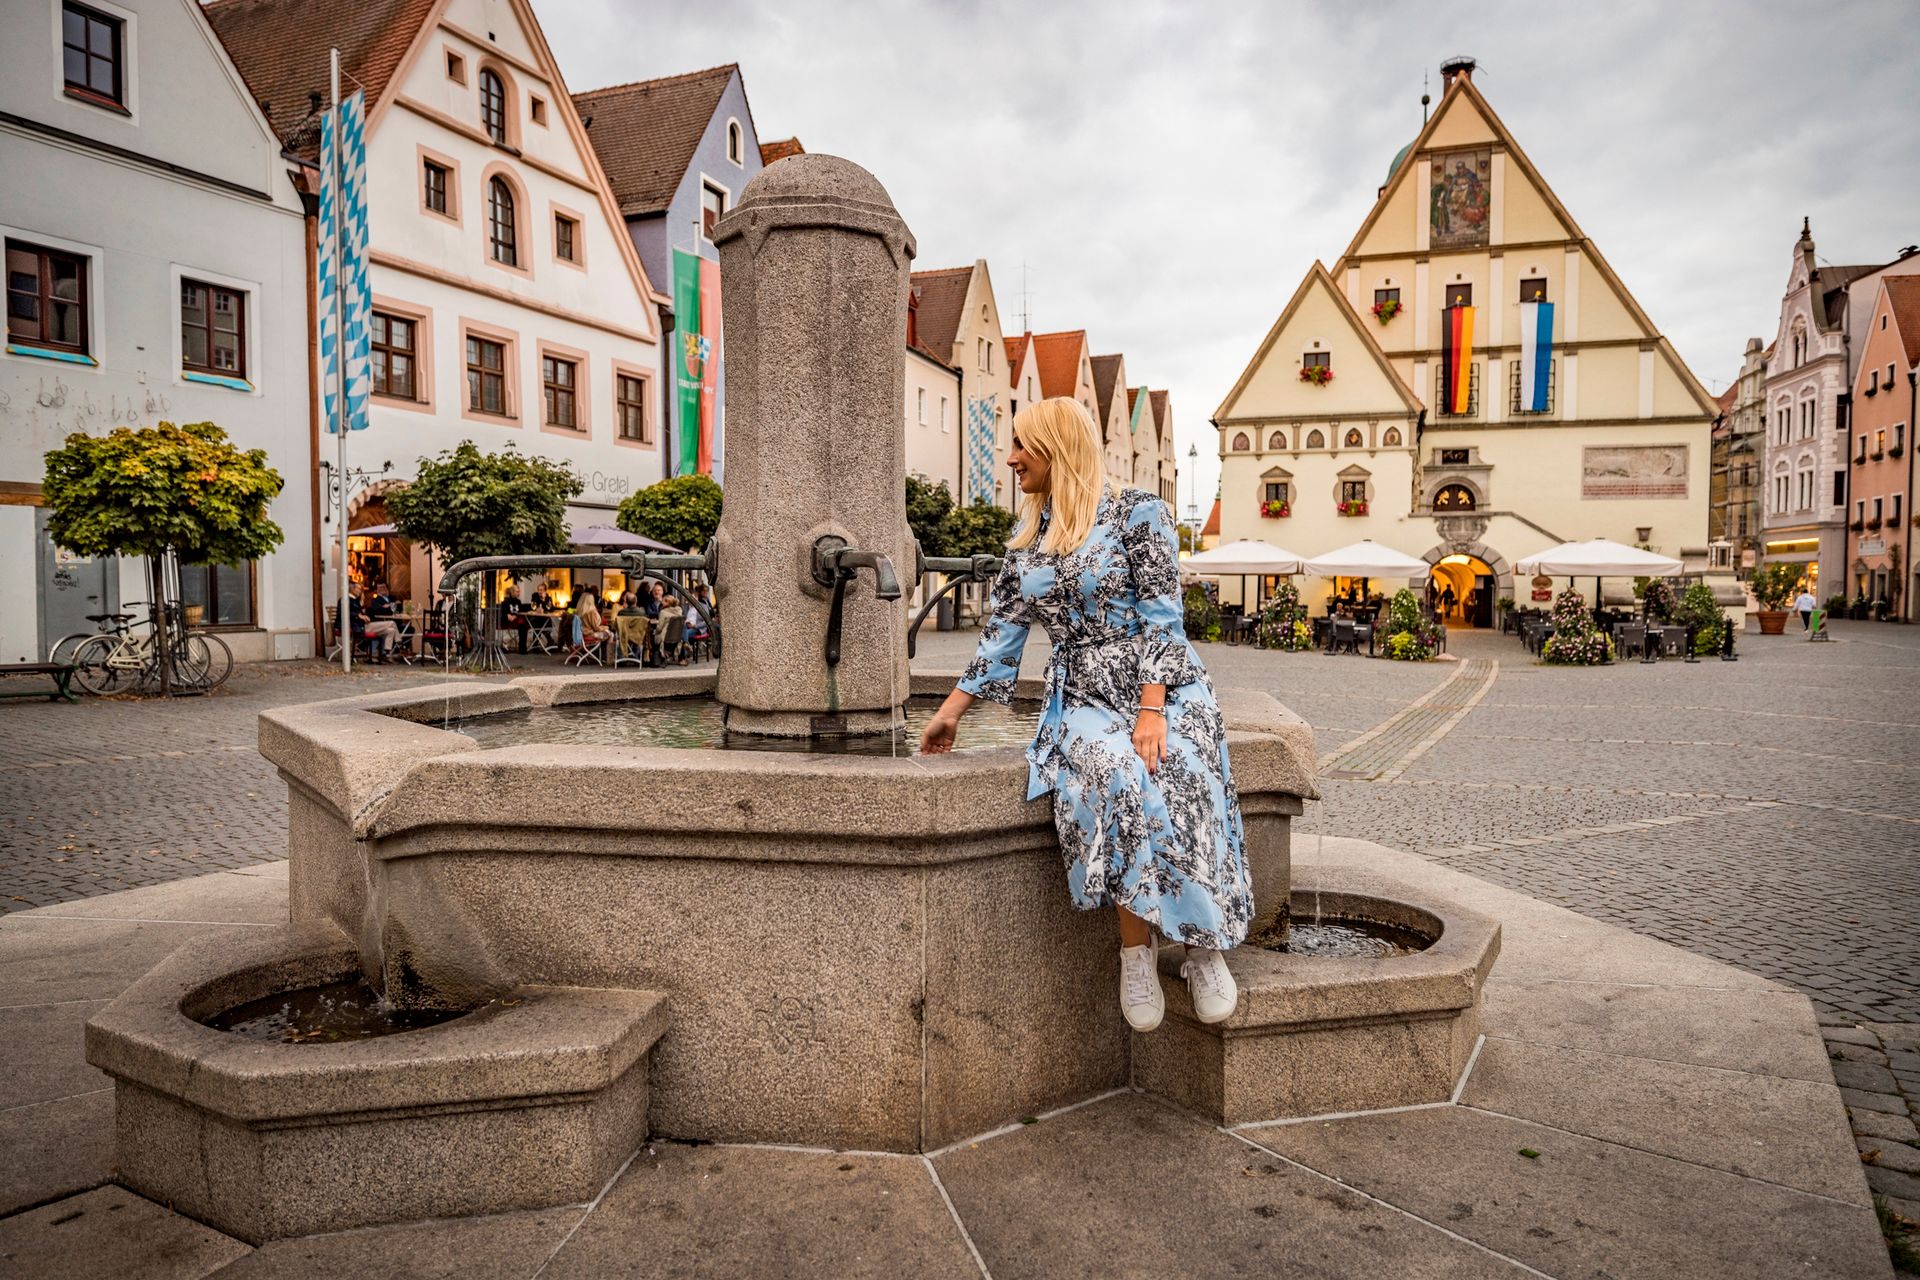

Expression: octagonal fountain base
xmin=1132 ymin=869 xmax=1501 ymax=1124
xmin=84 ymin=923 xmax=665 ymax=1243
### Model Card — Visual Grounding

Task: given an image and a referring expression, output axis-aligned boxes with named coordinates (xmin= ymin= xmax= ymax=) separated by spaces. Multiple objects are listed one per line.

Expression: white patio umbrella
xmin=1515 ymin=538 xmax=1682 ymax=577
xmin=570 ymin=524 xmax=680 ymax=554
xmin=1303 ymin=539 xmax=1431 ymax=580
xmin=1180 ymin=538 xmax=1303 ymax=612
xmin=1516 ymin=538 xmax=1683 ymax=613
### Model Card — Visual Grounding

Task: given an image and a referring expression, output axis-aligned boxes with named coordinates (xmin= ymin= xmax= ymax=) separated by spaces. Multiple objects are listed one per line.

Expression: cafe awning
xmin=570 ymin=523 xmax=680 ymax=554
xmin=1516 ymin=538 xmax=1682 ymax=577
xmin=1303 ymin=540 xmax=1431 ymax=580
xmin=1180 ymin=539 xmax=1305 ymax=577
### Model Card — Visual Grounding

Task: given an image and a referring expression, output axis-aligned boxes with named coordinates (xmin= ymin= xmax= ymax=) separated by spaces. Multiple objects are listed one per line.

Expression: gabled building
xmin=574 ymin=64 xmax=764 ymax=479
xmin=910 ymin=261 xmax=1011 ymax=509
xmin=1090 ymin=353 xmax=1131 ymax=486
xmin=2 ymin=0 xmax=313 ymax=662
xmin=904 ymin=284 xmax=962 ymax=496
xmin=1031 ymin=329 xmax=1097 ymax=427
xmin=1150 ymin=389 xmax=1177 ymax=509
xmin=1005 ymin=331 xmax=1039 ymax=429
xmin=1709 ymin=337 xmax=1767 ymax=575
xmin=1846 ymin=274 xmax=1920 ymax=617
xmin=1215 ymin=57 xmax=1718 ymax=621
xmin=1760 ymin=223 xmax=1920 ymax=592
xmin=210 ymin=0 xmax=668 ymax=612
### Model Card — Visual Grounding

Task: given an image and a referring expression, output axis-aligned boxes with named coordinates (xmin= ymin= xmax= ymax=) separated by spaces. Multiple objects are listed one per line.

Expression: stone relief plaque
xmin=1430 ymin=149 xmax=1491 ymax=249
xmin=1581 ymin=445 xmax=1688 ymax=500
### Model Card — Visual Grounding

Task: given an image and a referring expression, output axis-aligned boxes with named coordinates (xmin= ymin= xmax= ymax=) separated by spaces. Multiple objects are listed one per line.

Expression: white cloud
xmin=545 ymin=0 xmax=1920 ymax=515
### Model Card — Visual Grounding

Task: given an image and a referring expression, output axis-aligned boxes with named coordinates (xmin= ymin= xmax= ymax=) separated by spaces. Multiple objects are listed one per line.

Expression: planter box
xmin=1757 ymin=609 xmax=1788 ymax=635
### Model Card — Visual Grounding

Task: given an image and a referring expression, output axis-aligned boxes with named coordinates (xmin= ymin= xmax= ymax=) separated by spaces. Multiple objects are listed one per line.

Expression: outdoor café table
xmin=524 ymin=612 xmax=561 ymax=654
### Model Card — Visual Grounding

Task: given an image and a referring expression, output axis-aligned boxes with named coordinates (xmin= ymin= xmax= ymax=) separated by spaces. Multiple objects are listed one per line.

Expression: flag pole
xmin=331 ymin=47 xmax=350 ymax=673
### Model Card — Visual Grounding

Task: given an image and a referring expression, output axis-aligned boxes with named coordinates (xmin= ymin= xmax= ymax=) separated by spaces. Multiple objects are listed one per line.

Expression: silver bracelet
xmin=1139 ymin=705 xmax=1165 ymax=716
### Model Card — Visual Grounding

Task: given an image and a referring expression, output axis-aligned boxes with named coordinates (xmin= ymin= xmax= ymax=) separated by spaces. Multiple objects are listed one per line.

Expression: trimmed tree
xmin=387 ymin=441 xmax=580 ymax=666
xmin=905 ymin=474 xmax=955 ymax=554
xmin=42 ymin=421 xmax=284 ymax=692
xmin=616 ymin=473 xmax=722 ymax=553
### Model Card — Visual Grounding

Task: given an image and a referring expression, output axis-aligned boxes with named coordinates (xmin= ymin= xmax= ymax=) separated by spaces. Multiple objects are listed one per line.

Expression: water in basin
xmin=451 ymin=694 xmax=1038 ymax=755
xmin=205 ymin=978 xmax=469 ymax=1043
xmin=1244 ymin=916 xmax=1430 ymax=957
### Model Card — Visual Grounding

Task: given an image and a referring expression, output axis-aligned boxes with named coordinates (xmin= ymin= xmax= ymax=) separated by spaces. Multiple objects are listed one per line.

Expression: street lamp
xmin=1186 ymin=443 xmax=1200 ymax=550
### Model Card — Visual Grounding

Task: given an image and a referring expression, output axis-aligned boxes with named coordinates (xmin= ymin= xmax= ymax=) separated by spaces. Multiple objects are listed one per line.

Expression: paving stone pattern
xmin=1828 ymin=1022 xmax=1920 ymax=1264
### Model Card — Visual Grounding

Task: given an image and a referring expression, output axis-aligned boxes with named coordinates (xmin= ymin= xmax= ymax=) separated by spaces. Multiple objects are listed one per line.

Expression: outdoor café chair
xmin=1331 ymin=618 xmax=1357 ymax=655
xmin=1617 ymin=623 xmax=1646 ymax=660
xmin=563 ymin=615 xmax=605 ymax=668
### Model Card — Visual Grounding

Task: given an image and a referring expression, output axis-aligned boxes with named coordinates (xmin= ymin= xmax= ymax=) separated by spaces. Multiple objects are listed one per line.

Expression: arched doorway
xmin=1431 ymin=553 xmax=1496 ymax=628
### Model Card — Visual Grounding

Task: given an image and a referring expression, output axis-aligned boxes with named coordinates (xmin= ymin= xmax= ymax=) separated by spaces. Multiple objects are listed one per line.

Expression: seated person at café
xmin=500 ymin=583 xmax=531 ymax=654
xmin=531 ymin=582 xmax=554 ymax=613
xmin=575 ymin=587 xmax=613 ymax=655
xmin=353 ymin=589 xmax=401 ymax=662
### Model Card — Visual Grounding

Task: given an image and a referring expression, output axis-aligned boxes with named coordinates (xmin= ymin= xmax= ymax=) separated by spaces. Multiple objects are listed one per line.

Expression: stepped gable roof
xmin=909 ymin=267 xmax=973 ymax=360
xmin=1003 ymin=332 xmax=1030 ymax=388
xmin=1031 ymin=330 xmax=1087 ymax=399
xmin=1883 ymin=276 xmax=1920 ymax=367
xmin=1091 ymin=354 xmax=1124 ymax=421
xmin=573 ymin=65 xmax=738 ymax=217
xmin=205 ymin=0 xmax=436 ymax=158
xmin=759 ymin=137 xmax=805 ymax=165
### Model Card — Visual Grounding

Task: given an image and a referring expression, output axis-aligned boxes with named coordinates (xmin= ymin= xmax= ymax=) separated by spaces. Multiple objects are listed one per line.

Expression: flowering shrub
xmin=1299 ymin=365 xmax=1334 ymax=386
xmin=1337 ymin=499 xmax=1369 ymax=517
xmin=1183 ymin=583 xmax=1221 ymax=643
xmin=1371 ymin=298 xmax=1402 ymax=323
xmin=1541 ymin=587 xmax=1613 ymax=665
xmin=1379 ymin=587 xmax=1438 ymax=660
xmin=1255 ymin=581 xmax=1315 ymax=651
xmin=1673 ymin=581 xmax=1726 ymax=654
xmin=1641 ymin=578 xmax=1677 ymax=622
xmin=1258 ymin=499 xmax=1291 ymax=518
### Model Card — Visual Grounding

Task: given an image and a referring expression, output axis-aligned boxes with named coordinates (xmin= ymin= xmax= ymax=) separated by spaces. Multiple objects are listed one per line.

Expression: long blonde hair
xmin=1009 ymin=397 xmax=1107 ymax=555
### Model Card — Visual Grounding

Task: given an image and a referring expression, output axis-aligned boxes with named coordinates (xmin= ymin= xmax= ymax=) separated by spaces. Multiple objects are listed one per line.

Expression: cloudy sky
xmin=546 ymin=0 xmax=1919 ymax=513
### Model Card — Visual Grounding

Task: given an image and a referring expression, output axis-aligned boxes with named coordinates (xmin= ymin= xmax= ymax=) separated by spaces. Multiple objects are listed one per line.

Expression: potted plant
xmin=1298 ymin=365 xmax=1334 ymax=386
xmin=1496 ymin=595 xmax=1516 ymax=632
xmin=1258 ymin=499 xmax=1291 ymax=519
xmin=1336 ymin=499 xmax=1368 ymax=517
xmin=1371 ymin=298 xmax=1403 ymax=324
xmin=1748 ymin=563 xmax=1800 ymax=634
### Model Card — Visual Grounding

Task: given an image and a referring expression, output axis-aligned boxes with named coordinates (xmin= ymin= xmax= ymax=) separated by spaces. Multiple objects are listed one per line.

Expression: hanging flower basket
xmin=1258 ymin=499 xmax=1291 ymax=519
xmin=1337 ymin=499 xmax=1368 ymax=517
xmin=1371 ymin=298 xmax=1402 ymax=324
xmin=1299 ymin=365 xmax=1334 ymax=386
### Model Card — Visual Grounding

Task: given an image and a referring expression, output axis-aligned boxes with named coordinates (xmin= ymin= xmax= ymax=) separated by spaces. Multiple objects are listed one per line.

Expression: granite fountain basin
xmin=1132 ymin=869 xmax=1501 ymax=1125
xmin=82 ymin=922 xmax=666 ymax=1243
xmin=252 ymin=669 xmax=1317 ymax=1153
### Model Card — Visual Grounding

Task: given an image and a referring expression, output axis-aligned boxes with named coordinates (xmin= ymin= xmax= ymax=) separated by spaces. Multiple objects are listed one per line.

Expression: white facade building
xmin=0 ymin=0 xmax=314 ymax=663
xmin=209 ymin=0 xmax=667 ymax=611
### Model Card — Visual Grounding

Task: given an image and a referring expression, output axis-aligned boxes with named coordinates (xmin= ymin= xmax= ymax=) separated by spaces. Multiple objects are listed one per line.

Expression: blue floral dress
xmin=957 ymin=487 xmax=1252 ymax=949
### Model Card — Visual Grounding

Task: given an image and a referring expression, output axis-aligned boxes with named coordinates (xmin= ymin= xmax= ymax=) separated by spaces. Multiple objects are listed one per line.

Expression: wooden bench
xmin=0 ymin=662 xmax=78 ymax=703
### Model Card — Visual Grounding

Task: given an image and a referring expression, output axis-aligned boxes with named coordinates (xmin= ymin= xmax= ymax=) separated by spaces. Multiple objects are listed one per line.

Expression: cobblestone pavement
xmin=5 ymin=622 xmax=1916 ymax=1027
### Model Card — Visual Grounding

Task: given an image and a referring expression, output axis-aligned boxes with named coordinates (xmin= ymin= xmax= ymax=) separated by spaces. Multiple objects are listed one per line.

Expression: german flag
xmin=1441 ymin=306 xmax=1474 ymax=414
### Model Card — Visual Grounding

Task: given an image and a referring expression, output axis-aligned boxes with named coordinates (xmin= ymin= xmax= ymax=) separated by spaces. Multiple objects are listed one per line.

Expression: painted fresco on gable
xmin=1430 ymin=149 xmax=1491 ymax=249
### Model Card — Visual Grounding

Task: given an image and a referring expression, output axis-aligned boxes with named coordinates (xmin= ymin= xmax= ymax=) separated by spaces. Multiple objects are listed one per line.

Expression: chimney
xmin=1440 ymin=55 xmax=1477 ymax=88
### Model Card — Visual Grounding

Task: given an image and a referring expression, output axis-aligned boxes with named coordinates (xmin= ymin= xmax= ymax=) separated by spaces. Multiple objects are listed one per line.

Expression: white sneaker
xmin=1181 ymin=946 xmax=1238 ymax=1024
xmin=1118 ymin=944 xmax=1164 ymax=1032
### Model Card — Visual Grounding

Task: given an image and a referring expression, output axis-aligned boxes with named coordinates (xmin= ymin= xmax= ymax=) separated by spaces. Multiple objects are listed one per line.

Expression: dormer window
xmin=62 ymin=2 xmax=125 ymax=111
xmin=480 ymin=69 xmax=507 ymax=144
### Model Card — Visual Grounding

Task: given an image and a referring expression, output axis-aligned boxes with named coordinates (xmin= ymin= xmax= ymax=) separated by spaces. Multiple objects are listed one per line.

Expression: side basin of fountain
xmin=1132 ymin=869 xmax=1500 ymax=1125
xmin=83 ymin=922 xmax=665 ymax=1244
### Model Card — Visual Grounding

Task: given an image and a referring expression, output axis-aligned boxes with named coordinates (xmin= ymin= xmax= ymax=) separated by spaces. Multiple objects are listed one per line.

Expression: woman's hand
xmin=1133 ymin=707 xmax=1167 ymax=775
xmin=920 ymin=710 xmax=959 ymax=755
xmin=919 ymin=688 xmax=976 ymax=755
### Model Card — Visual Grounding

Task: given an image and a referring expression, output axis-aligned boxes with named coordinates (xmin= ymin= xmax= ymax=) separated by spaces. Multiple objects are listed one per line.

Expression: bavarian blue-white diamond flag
xmin=319 ymin=90 xmax=370 ymax=433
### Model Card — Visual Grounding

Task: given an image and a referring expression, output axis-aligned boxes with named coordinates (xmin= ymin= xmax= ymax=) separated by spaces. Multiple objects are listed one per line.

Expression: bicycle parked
xmin=63 ymin=602 xmax=233 ymax=696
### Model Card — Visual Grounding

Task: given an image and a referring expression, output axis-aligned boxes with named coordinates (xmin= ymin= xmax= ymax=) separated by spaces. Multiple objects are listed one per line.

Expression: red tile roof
xmin=909 ymin=267 xmax=972 ymax=362
xmin=1885 ymin=276 xmax=1920 ymax=368
xmin=1202 ymin=498 xmax=1220 ymax=537
xmin=759 ymin=137 xmax=805 ymax=165
xmin=573 ymin=65 xmax=738 ymax=217
xmin=1090 ymin=354 xmax=1123 ymax=423
xmin=1149 ymin=389 xmax=1169 ymax=430
xmin=1031 ymin=330 xmax=1087 ymax=400
xmin=1003 ymin=332 xmax=1030 ymax=389
xmin=1127 ymin=387 xmax=1144 ymax=416
xmin=205 ymin=0 xmax=436 ymax=158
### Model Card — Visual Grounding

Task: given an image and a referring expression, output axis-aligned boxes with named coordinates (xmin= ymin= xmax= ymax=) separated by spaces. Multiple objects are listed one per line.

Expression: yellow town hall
xmin=1214 ymin=58 xmax=1717 ymax=624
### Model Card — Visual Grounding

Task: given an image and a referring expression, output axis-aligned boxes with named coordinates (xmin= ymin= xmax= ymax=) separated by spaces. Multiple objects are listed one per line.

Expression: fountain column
xmin=709 ymin=155 xmax=918 ymax=737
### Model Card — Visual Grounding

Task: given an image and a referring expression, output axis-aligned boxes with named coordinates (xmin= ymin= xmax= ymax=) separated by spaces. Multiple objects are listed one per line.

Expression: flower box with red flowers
xmin=1337 ymin=500 xmax=1368 ymax=517
xmin=1370 ymin=298 xmax=1402 ymax=324
xmin=1298 ymin=365 xmax=1334 ymax=386
xmin=1258 ymin=499 xmax=1291 ymax=519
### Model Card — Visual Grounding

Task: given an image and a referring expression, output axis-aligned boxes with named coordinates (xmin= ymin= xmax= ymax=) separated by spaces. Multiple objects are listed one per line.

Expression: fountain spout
xmin=812 ymin=536 xmax=901 ymax=668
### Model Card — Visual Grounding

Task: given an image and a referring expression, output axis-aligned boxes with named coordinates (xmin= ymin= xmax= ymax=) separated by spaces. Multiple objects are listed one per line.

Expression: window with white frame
xmin=941 ymin=395 xmax=950 ymax=432
xmin=700 ymin=182 xmax=727 ymax=240
xmin=916 ymin=387 xmax=926 ymax=425
xmin=726 ymin=120 xmax=743 ymax=166
xmin=1797 ymin=468 xmax=1813 ymax=511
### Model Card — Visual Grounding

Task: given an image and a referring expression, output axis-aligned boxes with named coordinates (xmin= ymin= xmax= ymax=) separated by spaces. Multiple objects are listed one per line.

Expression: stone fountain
xmin=83 ymin=155 xmax=1496 ymax=1244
